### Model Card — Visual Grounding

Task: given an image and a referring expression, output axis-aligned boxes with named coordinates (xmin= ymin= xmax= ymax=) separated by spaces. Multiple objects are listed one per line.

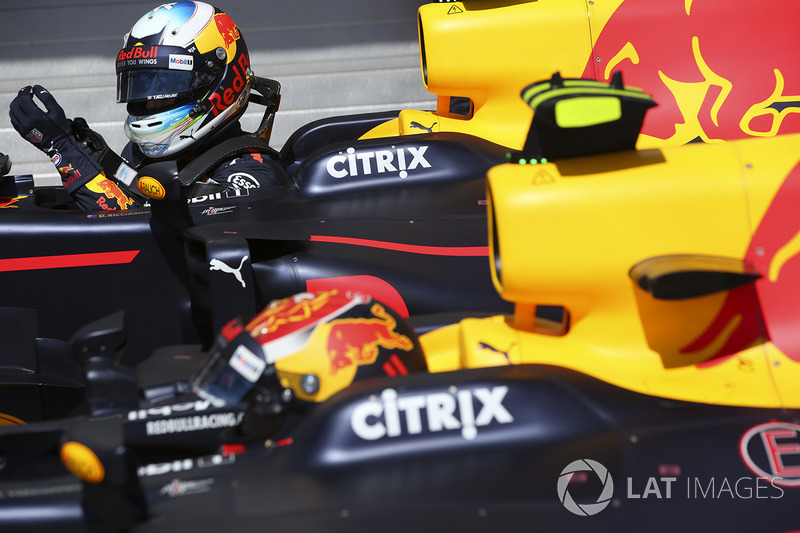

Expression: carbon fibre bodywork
xmin=0 ymin=110 xmax=513 ymax=423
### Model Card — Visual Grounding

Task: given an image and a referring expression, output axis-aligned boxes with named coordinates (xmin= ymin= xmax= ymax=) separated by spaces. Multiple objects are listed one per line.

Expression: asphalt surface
xmin=0 ymin=0 xmax=436 ymax=180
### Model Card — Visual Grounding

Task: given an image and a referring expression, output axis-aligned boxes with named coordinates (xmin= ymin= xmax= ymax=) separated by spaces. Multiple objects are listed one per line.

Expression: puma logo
xmin=410 ymin=121 xmax=437 ymax=134
xmin=209 ymin=255 xmax=248 ymax=288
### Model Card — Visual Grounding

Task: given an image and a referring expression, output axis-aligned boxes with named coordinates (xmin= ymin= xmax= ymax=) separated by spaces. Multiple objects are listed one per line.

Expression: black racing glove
xmin=9 ymin=85 xmax=104 ymax=194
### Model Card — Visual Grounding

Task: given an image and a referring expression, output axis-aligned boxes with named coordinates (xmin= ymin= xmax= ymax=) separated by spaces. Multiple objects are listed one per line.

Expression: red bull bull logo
xmin=86 ymin=177 xmax=135 ymax=211
xmin=326 ymin=303 xmax=414 ymax=375
xmin=0 ymin=196 xmax=25 ymax=208
xmin=680 ymin=159 xmax=800 ymax=366
xmin=214 ymin=13 xmax=240 ymax=51
xmin=585 ymin=0 xmax=800 ymax=145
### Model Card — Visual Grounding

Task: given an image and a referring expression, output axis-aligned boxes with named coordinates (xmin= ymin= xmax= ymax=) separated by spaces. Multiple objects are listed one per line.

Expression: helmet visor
xmin=115 ymin=44 xmax=215 ymax=103
xmin=117 ymin=68 xmax=196 ymax=103
xmin=191 ymin=319 xmax=269 ymax=407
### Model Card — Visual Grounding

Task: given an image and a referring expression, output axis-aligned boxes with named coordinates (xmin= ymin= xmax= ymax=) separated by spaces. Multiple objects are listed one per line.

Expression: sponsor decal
xmin=409 ymin=121 xmax=437 ymax=133
xmin=215 ymin=13 xmax=240 ymax=50
xmin=188 ymin=187 xmax=251 ymax=204
xmin=327 ymin=303 xmax=413 ymax=375
xmin=228 ymin=345 xmax=266 ymax=383
xmin=209 ymin=255 xmax=248 ymax=288
xmin=201 ymin=205 xmax=236 ymax=216
xmin=24 ymin=128 xmax=43 ymax=144
xmin=117 ymin=45 xmax=159 ymax=62
xmin=350 ymin=385 xmax=513 ymax=441
xmin=149 ymin=93 xmax=179 ymax=100
xmin=61 ymin=441 xmax=105 ymax=484
xmin=141 ymin=143 xmax=169 ymax=156
xmin=584 ymin=0 xmax=800 ymax=143
xmin=86 ymin=176 xmax=135 ymax=210
xmin=168 ymin=54 xmax=194 ymax=70
xmin=0 ymin=196 xmax=26 ymax=209
xmin=50 ymin=152 xmax=61 ymax=166
xmin=123 ymin=57 xmax=158 ymax=67
xmin=226 ymin=172 xmax=259 ymax=190
xmin=478 ymin=341 xmax=512 ymax=363
xmin=160 ymin=478 xmax=215 ymax=498
xmin=89 ymin=210 xmax=149 ymax=219
xmin=740 ymin=421 xmax=800 ymax=486
xmin=138 ymin=176 xmax=166 ymax=200
xmin=59 ymin=164 xmax=79 ymax=186
xmin=209 ymin=54 xmax=249 ymax=117
xmin=0 ymin=483 xmax=81 ymax=500
xmin=128 ymin=399 xmax=216 ymax=421
xmin=138 ymin=453 xmax=235 ymax=478
xmin=326 ymin=145 xmax=431 ymax=180
xmin=145 ymin=411 xmax=244 ymax=436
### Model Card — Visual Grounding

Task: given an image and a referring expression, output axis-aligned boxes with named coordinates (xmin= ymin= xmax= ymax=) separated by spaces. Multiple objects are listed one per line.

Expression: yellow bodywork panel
xmin=362 ymin=0 xmax=595 ymax=149
xmin=421 ymin=133 xmax=800 ymax=409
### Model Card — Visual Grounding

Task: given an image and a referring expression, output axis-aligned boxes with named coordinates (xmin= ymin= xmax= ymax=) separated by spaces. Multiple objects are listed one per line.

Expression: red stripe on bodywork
xmin=0 ymin=250 xmax=140 ymax=272
xmin=310 ymin=235 xmax=488 ymax=256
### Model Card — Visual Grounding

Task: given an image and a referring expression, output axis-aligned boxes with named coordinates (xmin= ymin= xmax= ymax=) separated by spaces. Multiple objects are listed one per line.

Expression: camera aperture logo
xmin=558 ymin=459 xmax=614 ymax=516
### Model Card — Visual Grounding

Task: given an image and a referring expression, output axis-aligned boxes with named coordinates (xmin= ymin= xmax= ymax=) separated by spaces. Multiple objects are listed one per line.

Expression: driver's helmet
xmin=191 ymin=290 xmax=428 ymax=411
xmin=115 ymin=1 xmax=251 ymax=159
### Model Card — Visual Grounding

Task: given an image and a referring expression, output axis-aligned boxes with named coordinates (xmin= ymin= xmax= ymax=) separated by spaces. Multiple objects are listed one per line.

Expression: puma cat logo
xmin=209 ymin=255 xmax=248 ymax=288
xmin=410 ymin=121 xmax=437 ymax=134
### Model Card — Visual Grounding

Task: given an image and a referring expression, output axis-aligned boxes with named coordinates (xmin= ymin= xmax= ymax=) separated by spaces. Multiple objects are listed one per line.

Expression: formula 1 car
xmin=4 ymin=0 xmax=800 ymax=427
xmin=1 ymin=76 xmax=799 ymax=532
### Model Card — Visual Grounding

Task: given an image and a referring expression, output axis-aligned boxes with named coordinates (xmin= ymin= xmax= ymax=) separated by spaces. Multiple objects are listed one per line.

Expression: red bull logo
xmin=326 ymin=303 xmax=414 ymax=375
xmin=58 ymin=164 xmax=80 ymax=185
xmin=86 ymin=177 xmax=135 ymax=211
xmin=245 ymin=291 xmax=414 ymax=379
xmin=214 ymin=13 xmax=240 ymax=50
xmin=585 ymin=0 xmax=800 ymax=144
xmin=0 ymin=196 xmax=25 ymax=208
xmin=680 ymin=160 xmax=800 ymax=366
xmin=208 ymin=53 xmax=249 ymax=118
xmin=117 ymin=45 xmax=159 ymax=63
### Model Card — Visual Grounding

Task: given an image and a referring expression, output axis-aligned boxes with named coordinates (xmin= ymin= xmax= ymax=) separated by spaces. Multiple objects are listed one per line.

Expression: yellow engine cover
xmin=422 ymin=133 xmax=800 ymax=409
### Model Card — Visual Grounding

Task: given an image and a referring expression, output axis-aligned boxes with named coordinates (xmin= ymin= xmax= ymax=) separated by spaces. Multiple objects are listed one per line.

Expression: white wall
xmin=0 ymin=0 xmax=436 ymax=179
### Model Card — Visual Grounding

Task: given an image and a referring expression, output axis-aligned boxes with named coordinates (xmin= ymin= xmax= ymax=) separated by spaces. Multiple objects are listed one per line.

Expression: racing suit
xmin=74 ymin=122 xmax=289 ymax=211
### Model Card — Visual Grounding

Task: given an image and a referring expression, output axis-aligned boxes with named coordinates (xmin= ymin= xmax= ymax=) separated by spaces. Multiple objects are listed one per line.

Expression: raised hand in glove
xmin=9 ymin=85 xmax=103 ymax=193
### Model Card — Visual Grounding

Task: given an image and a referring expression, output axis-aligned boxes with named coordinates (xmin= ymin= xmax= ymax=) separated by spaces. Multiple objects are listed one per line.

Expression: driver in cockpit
xmin=8 ymin=1 xmax=286 ymax=211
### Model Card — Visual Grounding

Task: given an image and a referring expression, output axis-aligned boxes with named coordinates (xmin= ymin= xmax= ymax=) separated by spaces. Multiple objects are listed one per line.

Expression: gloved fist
xmin=8 ymin=85 xmax=103 ymax=193
xmin=9 ymin=85 xmax=72 ymax=155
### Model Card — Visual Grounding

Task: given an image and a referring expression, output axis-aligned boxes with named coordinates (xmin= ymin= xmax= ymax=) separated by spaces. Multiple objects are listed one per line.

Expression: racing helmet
xmin=115 ymin=1 xmax=251 ymax=158
xmin=191 ymin=290 xmax=428 ymax=411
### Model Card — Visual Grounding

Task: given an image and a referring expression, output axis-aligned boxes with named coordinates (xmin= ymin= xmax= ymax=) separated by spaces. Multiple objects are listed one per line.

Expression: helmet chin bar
xmin=248 ymin=367 xmax=288 ymax=416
